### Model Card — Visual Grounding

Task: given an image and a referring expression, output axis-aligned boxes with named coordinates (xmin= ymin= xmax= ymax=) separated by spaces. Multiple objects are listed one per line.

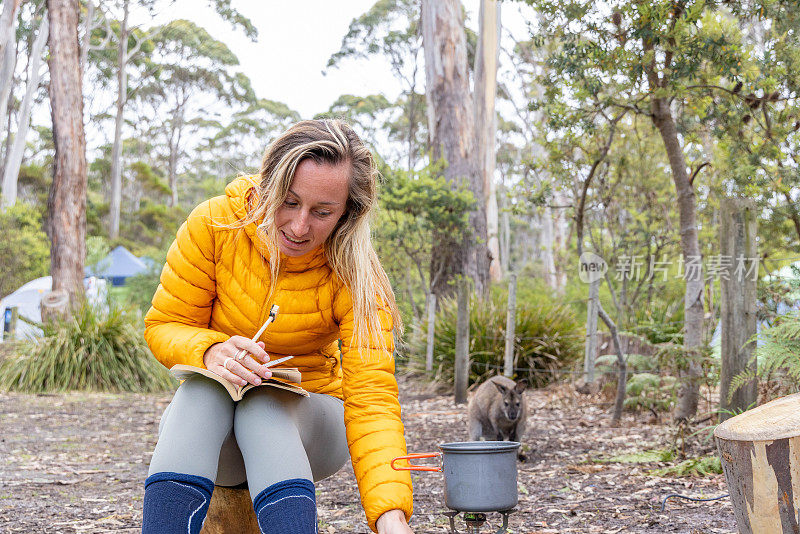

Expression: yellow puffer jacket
xmin=144 ymin=175 xmax=413 ymax=531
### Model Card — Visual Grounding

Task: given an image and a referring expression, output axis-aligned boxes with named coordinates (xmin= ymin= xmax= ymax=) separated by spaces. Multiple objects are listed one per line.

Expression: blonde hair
xmin=236 ymin=119 xmax=402 ymax=353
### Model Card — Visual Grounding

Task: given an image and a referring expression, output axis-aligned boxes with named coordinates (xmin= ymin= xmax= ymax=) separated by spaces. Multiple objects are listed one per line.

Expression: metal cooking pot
xmin=392 ymin=441 xmax=520 ymax=512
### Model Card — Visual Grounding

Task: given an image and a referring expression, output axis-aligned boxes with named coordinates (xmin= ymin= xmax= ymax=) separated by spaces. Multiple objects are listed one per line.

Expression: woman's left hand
xmin=376 ymin=509 xmax=413 ymax=534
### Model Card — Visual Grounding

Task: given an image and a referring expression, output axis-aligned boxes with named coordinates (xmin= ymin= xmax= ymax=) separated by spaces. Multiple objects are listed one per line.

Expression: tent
xmin=1 ymin=276 xmax=107 ymax=341
xmin=89 ymin=245 xmax=150 ymax=286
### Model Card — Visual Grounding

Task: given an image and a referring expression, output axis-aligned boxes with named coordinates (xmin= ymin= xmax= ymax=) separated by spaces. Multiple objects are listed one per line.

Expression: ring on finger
xmin=223 ymin=357 xmax=234 ymax=371
xmin=235 ymin=349 xmax=246 ymax=362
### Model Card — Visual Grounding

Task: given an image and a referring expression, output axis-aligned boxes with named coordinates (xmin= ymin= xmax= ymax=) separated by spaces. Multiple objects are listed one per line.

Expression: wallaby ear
xmin=514 ymin=379 xmax=528 ymax=393
xmin=492 ymin=381 xmax=509 ymax=395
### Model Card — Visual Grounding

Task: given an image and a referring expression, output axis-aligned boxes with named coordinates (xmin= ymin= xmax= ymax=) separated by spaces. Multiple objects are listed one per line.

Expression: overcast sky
xmin=146 ymin=0 xmax=488 ymax=118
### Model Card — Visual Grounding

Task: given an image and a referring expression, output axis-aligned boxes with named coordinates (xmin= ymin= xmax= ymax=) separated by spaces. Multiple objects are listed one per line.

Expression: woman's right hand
xmin=203 ymin=336 xmax=272 ymax=387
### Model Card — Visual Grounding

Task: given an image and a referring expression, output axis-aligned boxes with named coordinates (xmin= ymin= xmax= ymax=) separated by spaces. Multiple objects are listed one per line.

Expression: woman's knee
xmin=235 ymin=387 xmax=297 ymax=422
xmin=176 ymin=374 xmax=233 ymax=405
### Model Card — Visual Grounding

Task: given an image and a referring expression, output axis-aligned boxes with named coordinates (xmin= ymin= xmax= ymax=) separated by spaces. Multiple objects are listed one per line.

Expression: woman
xmin=142 ymin=119 xmax=414 ymax=534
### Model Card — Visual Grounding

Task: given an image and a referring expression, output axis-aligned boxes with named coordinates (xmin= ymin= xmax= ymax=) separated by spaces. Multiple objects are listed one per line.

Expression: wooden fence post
xmin=425 ymin=292 xmax=437 ymax=373
xmin=504 ymin=273 xmax=517 ymax=378
xmin=719 ymin=197 xmax=758 ymax=420
xmin=584 ymin=278 xmax=600 ymax=382
xmin=454 ymin=279 xmax=469 ymax=404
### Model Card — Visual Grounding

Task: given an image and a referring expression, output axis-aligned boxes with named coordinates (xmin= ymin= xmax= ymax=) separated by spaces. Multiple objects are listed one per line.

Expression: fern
xmin=730 ymin=312 xmax=800 ymax=401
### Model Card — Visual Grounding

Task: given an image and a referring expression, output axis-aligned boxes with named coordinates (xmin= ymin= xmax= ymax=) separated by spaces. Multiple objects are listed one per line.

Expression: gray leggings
xmin=148 ymin=375 xmax=350 ymax=500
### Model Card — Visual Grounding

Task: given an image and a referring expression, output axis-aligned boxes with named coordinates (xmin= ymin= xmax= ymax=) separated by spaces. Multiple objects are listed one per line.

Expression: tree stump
xmin=200 ymin=486 xmax=260 ymax=534
xmin=714 ymin=392 xmax=800 ymax=533
xmin=40 ymin=289 xmax=69 ymax=324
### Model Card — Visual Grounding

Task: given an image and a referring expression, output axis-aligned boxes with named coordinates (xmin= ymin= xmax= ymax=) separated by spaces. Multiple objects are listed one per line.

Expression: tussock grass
xmin=409 ymin=291 xmax=583 ymax=387
xmin=0 ymin=303 xmax=174 ymax=393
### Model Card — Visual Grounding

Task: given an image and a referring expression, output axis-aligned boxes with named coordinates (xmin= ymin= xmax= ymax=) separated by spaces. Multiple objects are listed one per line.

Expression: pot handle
xmin=391 ymin=452 xmax=442 ymax=472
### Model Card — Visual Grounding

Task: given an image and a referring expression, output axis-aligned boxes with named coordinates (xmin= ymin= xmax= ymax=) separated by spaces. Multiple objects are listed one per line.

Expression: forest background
xmin=2 ymin=0 xmax=800 ymax=429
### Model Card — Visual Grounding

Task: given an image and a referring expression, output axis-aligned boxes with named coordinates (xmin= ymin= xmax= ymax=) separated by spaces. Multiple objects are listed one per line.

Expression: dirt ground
xmin=0 ymin=374 xmax=737 ymax=533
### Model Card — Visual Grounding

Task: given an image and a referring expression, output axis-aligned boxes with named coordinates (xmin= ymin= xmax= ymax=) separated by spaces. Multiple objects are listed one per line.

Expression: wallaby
xmin=467 ymin=376 xmax=528 ymax=457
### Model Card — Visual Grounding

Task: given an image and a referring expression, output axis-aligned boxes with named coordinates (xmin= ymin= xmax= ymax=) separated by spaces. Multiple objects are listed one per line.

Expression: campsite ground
xmin=0 ymin=374 xmax=736 ymax=533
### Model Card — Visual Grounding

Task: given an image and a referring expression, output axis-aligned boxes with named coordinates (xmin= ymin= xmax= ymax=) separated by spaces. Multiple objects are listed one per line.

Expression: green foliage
xmin=86 ymin=236 xmax=111 ymax=274
xmin=595 ymin=353 xmax=657 ymax=375
xmin=374 ymin=159 xmax=476 ymax=325
xmin=208 ymin=0 xmax=258 ymax=41
xmin=650 ymin=456 xmax=722 ymax=478
xmin=730 ymin=311 xmax=800 ymax=400
xmin=119 ymin=200 xmax=186 ymax=252
xmin=623 ymin=373 xmax=677 ymax=412
xmin=0 ymin=304 xmax=174 ymax=393
xmin=598 ymin=449 xmax=674 ymax=464
xmin=408 ymin=285 xmax=583 ymax=388
xmin=124 ymin=255 xmax=165 ymax=316
xmin=0 ymin=203 xmax=50 ymax=298
xmin=130 ymin=161 xmax=171 ymax=196
xmin=655 ymin=341 xmax=719 ymax=389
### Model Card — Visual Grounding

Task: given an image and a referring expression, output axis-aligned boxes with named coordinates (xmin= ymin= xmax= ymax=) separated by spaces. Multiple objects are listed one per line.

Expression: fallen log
xmin=714 ymin=392 xmax=800 ymax=533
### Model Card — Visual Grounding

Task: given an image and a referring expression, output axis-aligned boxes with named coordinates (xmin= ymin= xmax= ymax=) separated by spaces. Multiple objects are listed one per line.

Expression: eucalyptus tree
xmin=90 ymin=0 xmax=256 ymax=238
xmin=47 ymin=0 xmax=88 ymax=307
xmin=0 ymin=0 xmax=21 ymax=59
xmin=1 ymin=4 xmax=47 ymax=210
xmin=0 ymin=0 xmax=21 ymax=165
xmin=474 ymin=0 xmax=502 ymax=281
xmin=327 ymin=0 xmax=426 ymax=170
xmin=525 ymin=0 xmax=758 ymax=420
xmin=702 ymin=2 xmax=800 ymax=253
xmin=422 ymin=0 xmax=490 ymax=297
xmin=186 ymin=98 xmax=301 ymax=201
xmin=315 ymin=93 xmax=393 ymax=150
xmin=138 ymin=19 xmax=255 ymax=208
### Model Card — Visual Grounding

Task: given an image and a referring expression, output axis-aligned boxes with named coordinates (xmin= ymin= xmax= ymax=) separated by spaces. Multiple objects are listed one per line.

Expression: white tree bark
xmin=1 ymin=16 xmax=48 ymax=210
xmin=108 ymin=0 xmax=130 ymax=239
xmin=0 ymin=0 xmax=20 ymax=60
xmin=0 ymin=30 xmax=16 ymax=163
xmin=80 ymin=0 xmax=94 ymax=73
xmin=474 ymin=0 xmax=502 ymax=282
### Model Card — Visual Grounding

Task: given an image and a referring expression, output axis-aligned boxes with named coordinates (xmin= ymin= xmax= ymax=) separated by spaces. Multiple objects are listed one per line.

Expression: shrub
xmin=730 ymin=311 xmax=800 ymax=402
xmin=595 ymin=354 xmax=676 ymax=412
xmin=124 ymin=263 xmax=165 ymax=316
xmin=623 ymin=373 xmax=677 ymax=412
xmin=408 ymin=287 xmax=583 ymax=388
xmin=0 ymin=303 xmax=175 ymax=393
xmin=0 ymin=203 xmax=50 ymax=298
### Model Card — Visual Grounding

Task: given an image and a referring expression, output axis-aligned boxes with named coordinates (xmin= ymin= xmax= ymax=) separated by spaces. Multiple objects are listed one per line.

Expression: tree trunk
xmin=719 ymin=198 xmax=758 ymax=420
xmin=2 ymin=16 xmax=48 ymax=210
xmin=500 ymin=187 xmax=510 ymax=273
xmin=454 ymin=278 xmax=469 ymax=404
xmin=503 ymin=273 xmax=517 ymax=378
xmin=583 ymin=277 xmax=600 ymax=382
xmin=650 ymin=96 xmax=704 ymax=421
xmin=715 ymin=392 xmax=800 ymax=533
xmin=0 ymin=0 xmax=20 ymax=60
xmin=0 ymin=9 xmax=18 ymax=160
xmin=167 ymin=98 xmax=185 ymax=208
xmin=109 ymin=0 xmax=129 ymax=240
xmin=47 ymin=0 xmax=87 ymax=307
xmin=541 ymin=206 xmax=557 ymax=288
xmin=80 ymin=0 xmax=94 ymax=73
xmin=474 ymin=0 xmax=501 ymax=282
xmin=422 ymin=0 xmax=489 ymax=298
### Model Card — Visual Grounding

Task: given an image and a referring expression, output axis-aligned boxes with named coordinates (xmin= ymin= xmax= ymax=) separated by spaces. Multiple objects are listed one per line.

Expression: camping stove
xmin=442 ymin=509 xmax=515 ymax=533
